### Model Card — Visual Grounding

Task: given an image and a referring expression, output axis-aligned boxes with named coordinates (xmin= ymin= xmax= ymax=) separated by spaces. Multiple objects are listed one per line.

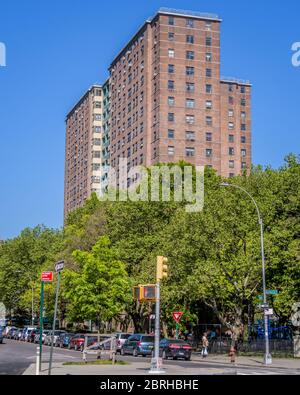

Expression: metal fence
xmin=208 ymin=338 xmax=294 ymax=356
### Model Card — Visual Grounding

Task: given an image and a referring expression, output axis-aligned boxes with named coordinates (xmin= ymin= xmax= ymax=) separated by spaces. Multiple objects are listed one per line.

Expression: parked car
xmin=44 ymin=330 xmax=66 ymax=346
xmin=158 ymin=339 xmax=192 ymax=361
xmin=34 ymin=330 xmax=49 ymax=344
xmin=0 ymin=328 xmax=3 ymax=344
xmin=14 ymin=328 xmax=23 ymax=340
xmin=114 ymin=333 xmax=132 ymax=354
xmin=28 ymin=329 xmax=38 ymax=343
xmin=23 ymin=327 xmax=36 ymax=342
xmin=55 ymin=332 xmax=74 ymax=348
xmin=6 ymin=327 xmax=18 ymax=339
xmin=68 ymin=334 xmax=85 ymax=351
xmin=121 ymin=334 xmax=154 ymax=357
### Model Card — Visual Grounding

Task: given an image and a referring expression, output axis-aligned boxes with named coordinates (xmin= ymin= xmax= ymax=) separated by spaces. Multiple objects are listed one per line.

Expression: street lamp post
xmin=220 ymin=182 xmax=272 ymax=366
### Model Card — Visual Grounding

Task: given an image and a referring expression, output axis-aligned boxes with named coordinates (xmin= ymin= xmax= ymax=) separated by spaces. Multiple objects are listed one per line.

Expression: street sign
xmin=258 ymin=304 xmax=269 ymax=309
xmin=55 ymin=261 xmax=64 ymax=273
xmin=172 ymin=312 xmax=183 ymax=323
xmin=41 ymin=272 xmax=53 ymax=282
xmin=150 ymin=315 xmax=155 ymax=320
xmin=265 ymin=308 xmax=274 ymax=316
xmin=266 ymin=290 xmax=279 ymax=295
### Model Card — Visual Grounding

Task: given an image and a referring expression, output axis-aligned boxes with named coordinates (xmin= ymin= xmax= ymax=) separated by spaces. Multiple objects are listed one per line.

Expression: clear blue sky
xmin=0 ymin=0 xmax=299 ymax=239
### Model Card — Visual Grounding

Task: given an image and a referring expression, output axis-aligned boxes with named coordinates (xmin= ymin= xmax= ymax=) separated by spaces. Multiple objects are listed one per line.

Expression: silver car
xmin=44 ymin=330 xmax=66 ymax=346
xmin=114 ymin=333 xmax=132 ymax=353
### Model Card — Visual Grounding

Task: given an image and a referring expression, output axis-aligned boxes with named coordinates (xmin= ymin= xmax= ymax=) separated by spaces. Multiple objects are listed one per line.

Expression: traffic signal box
xmin=133 ymin=285 xmax=156 ymax=301
xmin=156 ymin=256 xmax=168 ymax=282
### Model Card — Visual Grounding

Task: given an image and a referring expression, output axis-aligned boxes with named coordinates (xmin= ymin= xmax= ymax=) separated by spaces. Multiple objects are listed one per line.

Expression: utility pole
xmin=39 ymin=280 xmax=44 ymax=373
xmin=220 ymin=183 xmax=272 ymax=365
xmin=149 ymin=256 xmax=168 ymax=374
xmin=48 ymin=261 xmax=64 ymax=375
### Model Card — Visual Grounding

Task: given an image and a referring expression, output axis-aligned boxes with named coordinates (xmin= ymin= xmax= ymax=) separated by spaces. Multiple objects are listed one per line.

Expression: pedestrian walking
xmin=201 ymin=332 xmax=209 ymax=358
xmin=229 ymin=345 xmax=237 ymax=365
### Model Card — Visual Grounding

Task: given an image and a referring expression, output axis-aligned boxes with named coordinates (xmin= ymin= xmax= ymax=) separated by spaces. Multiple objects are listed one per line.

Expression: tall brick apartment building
xmin=64 ymin=8 xmax=251 ymax=216
xmin=108 ymin=8 xmax=251 ymax=181
xmin=64 ymin=85 xmax=103 ymax=217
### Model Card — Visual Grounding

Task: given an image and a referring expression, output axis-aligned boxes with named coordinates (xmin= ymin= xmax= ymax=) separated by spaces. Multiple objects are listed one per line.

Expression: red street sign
xmin=41 ymin=271 xmax=53 ymax=282
xmin=172 ymin=312 xmax=183 ymax=323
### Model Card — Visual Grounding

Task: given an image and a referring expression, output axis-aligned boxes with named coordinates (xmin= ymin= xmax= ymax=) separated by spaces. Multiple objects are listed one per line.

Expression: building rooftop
xmin=66 ymin=84 xmax=102 ymax=120
xmin=221 ymin=76 xmax=252 ymax=86
xmin=157 ymin=7 xmax=221 ymax=22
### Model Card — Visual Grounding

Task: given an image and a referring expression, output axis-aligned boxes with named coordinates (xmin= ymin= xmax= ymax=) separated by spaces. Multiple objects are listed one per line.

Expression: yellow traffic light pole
xmin=149 ymin=256 xmax=168 ymax=374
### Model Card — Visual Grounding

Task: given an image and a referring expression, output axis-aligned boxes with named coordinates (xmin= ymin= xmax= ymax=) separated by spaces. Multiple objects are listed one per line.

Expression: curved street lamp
xmin=220 ymin=182 xmax=272 ymax=366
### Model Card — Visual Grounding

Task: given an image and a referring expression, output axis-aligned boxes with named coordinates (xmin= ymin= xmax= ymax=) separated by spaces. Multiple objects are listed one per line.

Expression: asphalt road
xmin=1 ymin=339 xmax=299 ymax=375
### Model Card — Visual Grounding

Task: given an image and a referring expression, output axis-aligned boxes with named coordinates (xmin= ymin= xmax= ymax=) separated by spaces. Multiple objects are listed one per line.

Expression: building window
xmin=94 ymin=114 xmax=102 ymax=121
xmin=205 ymin=21 xmax=212 ymax=30
xmin=206 ymin=132 xmax=212 ymax=142
xmin=186 ymin=82 xmax=195 ymax=92
xmin=241 ymin=111 xmax=246 ymax=118
xmin=228 ymin=84 xmax=234 ymax=92
xmin=241 ymin=162 xmax=247 ymax=169
xmin=229 ymin=147 xmax=235 ymax=156
xmin=168 ymin=113 xmax=175 ymax=122
xmin=186 ymin=19 xmax=194 ymax=28
xmin=168 ymin=16 xmax=174 ymax=25
xmin=168 ymin=49 xmax=175 ymax=58
xmin=92 ymin=151 xmax=101 ymax=158
xmin=186 ymin=115 xmax=195 ymax=125
xmin=206 ymin=53 xmax=212 ymax=62
xmin=229 ymin=134 xmax=234 ymax=143
xmin=186 ymin=147 xmax=195 ymax=157
xmin=94 ymin=101 xmax=101 ymax=108
xmin=186 ymin=51 xmax=194 ymax=60
xmin=206 ymin=116 xmax=212 ymax=126
xmin=206 ymin=100 xmax=212 ymax=109
xmin=186 ymin=98 xmax=195 ymax=108
xmin=241 ymin=123 xmax=246 ymax=131
xmin=92 ymin=163 xmax=101 ymax=171
xmin=241 ymin=86 xmax=246 ymax=93
xmin=168 ymin=146 xmax=174 ymax=156
xmin=241 ymin=136 xmax=246 ymax=144
xmin=168 ymin=80 xmax=175 ymax=90
xmin=186 ymin=35 xmax=194 ymax=44
xmin=168 ymin=64 xmax=174 ymax=73
xmin=228 ymin=122 xmax=234 ymax=130
xmin=228 ymin=110 xmax=234 ymax=117
xmin=229 ymin=173 xmax=235 ymax=178
xmin=186 ymin=66 xmax=195 ymax=76
xmin=206 ymin=149 xmax=213 ymax=158
xmin=229 ymin=160 xmax=235 ymax=169
xmin=168 ymin=96 xmax=175 ymax=106
xmin=168 ymin=32 xmax=174 ymax=41
xmin=229 ymin=96 xmax=234 ymax=105
xmin=206 ymin=68 xmax=212 ymax=78
xmin=206 ymin=84 xmax=212 ymax=94
xmin=206 ymin=36 xmax=212 ymax=46
xmin=94 ymin=126 xmax=101 ymax=133
xmin=168 ymin=129 xmax=174 ymax=139
xmin=186 ymin=131 xmax=195 ymax=141
xmin=241 ymin=149 xmax=246 ymax=157
xmin=241 ymin=98 xmax=246 ymax=106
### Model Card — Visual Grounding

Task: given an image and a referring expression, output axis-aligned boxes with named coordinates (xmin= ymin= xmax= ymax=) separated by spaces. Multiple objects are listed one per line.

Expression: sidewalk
xmin=22 ymin=355 xmax=300 ymax=375
xmin=192 ymin=353 xmax=300 ymax=370
xmin=22 ymin=361 xmax=236 ymax=376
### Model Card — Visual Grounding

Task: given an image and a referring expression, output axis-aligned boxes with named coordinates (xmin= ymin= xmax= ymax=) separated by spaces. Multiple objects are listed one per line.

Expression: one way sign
xmin=55 ymin=260 xmax=64 ymax=273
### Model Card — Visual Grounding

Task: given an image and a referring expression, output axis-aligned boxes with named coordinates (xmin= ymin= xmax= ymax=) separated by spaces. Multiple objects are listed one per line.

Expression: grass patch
xmin=63 ymin=360 xmax=129 ymax=366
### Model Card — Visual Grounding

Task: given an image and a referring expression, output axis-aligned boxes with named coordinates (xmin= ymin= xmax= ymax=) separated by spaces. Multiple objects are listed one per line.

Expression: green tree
xmin=63 ymin=236 xmax=131 ymax=330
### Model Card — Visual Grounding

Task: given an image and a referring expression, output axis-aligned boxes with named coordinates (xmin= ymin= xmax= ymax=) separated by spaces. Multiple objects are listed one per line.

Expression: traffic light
xmin=133 ymin=285 xmax=156 ymax=301
xmin=133 ymin=286 xmax=142 ymax=301
xmin=156 ymin=256 xmax=168 ymax=282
